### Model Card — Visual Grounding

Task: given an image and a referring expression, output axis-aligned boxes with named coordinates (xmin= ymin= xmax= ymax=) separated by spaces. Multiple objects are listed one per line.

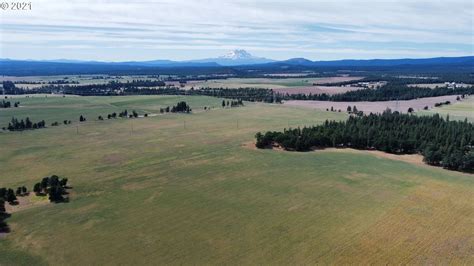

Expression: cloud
xmin=1 ymin=0 xmax=472 ymax=60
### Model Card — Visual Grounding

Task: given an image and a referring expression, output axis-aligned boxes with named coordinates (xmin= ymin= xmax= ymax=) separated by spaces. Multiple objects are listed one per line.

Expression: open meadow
xmin=420 ymin=96 xmax=474 ymax=121
xmin=1 ymin=95 xmax=473 ymax=265
xmin=283 ymin=95 xmax=462 ymax=114
xmin=183 ymin=76 xmax=363 ymax=91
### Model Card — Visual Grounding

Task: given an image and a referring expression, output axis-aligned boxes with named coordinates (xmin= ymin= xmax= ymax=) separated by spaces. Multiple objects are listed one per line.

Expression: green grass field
xmin=420 ymin=96 xmax=474 ymax=121
xmin=1 ymin=96 xmax=473 ymax=265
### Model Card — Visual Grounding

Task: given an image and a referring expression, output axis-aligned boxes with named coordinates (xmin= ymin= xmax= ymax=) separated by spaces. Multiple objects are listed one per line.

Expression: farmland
xmin=421 ymin=96 xmax=474 ymax=121
xmin=1 ymin=95 xmax=473 ymax=265
xmin=283 ymin=95 xmax=461 ymax=114
xmin=183 ymin=76 xmax=364 ymax=90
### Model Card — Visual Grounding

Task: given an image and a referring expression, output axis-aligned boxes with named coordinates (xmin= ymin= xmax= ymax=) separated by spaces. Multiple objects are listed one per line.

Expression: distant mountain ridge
xmin=2 ymin=51 xmax=472 ymax=68
xmin=1 ymin=54 xmax=473 ymax=76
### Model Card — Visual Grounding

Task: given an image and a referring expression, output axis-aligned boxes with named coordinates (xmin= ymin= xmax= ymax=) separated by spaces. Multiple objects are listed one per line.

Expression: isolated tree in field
xmin=6 ymin=189 xmax=17 ymax=204
xmin=353 ymin=106 xmax=358 ymax=113
xmin=79 ymin=115 xmax=86 ymax=122
xmin=347 ymin=106 xmax=352 ymax=113
xmin=49 ymin=175 xmax=60 ymax=187
xmin=98 ymin=115 xmax=104 ymax=120
xmin=60 ymin=178 xmax=68 ymax=187
xmin=222 ymin=100 xmax=226 ymax=108
xmin=0 ymin=188 xmax=6 ymax=199
xmin=16 ymin=187 xmax=22 ymax=196
xmin=41 ymin=177 xmax=49 ymax=190
xmin=48 ymin=186 xmax=64 ymax=203
xmin=33 ymin=183 xmax=42 ymax=195
xmin=408 ymin=107 xmax=414 ymax=113
xmin=0 ymin=199 xmax=5 ymax=213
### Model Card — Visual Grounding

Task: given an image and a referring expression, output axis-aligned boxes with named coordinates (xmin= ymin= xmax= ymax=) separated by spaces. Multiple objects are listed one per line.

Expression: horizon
xmin=1 ymin=0 xmax=473 ymax=61
xmin=2 ymin=51 xmax=474 ymax=63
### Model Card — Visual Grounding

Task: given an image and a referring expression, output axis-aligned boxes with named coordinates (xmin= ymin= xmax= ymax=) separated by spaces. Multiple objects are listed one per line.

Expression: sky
xmin=0 ymin=0 xmax=473 ymax=61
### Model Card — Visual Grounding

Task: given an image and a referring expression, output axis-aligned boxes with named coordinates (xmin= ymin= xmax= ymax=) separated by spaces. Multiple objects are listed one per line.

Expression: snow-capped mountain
xmin=189 ymin=49 xmax=275 ymax=66
xmin=219 ymin=49 xmax=253 ymax=60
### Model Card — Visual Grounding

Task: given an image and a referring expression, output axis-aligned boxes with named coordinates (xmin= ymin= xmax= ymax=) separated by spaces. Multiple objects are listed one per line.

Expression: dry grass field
xmin=184 ymin=76 xmax=363 ymax=90
xmin=283 ymin=95 xmax=461 ymax=113
xmin=0 ymin=95 xmax=473 ymax=265
xmin=274 ymin=85 xmax=363 ymax=95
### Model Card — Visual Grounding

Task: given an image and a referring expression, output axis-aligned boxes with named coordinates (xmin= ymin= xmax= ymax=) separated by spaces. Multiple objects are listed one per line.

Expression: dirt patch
xmin=241 ymin=141 xmax=257 ymax=150
xmin=102 ymin=153 xmax=126 ymax=165
xmin=284 ymin=95 xmax=461 ymax=114
xmin=5 ymin=194 xmax=50 ymax=214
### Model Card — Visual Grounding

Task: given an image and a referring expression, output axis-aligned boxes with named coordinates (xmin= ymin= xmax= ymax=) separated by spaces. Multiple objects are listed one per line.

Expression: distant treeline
xmin=255 ymin=110 xmax=474 ymax=173
xmin=287 ymin=83 xmax=474 ymax=101
xmin=3 ymin=81 xmax=282 ymax=103
xmin=0 ymin=100 xmax=20 ymax=108
xmin=3 ymin=79 xmax=473 ymax=102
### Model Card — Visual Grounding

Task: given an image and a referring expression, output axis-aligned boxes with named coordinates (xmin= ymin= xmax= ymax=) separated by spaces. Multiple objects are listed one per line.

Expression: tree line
xmin=222 ymin=99 xmax=244 ymax=108
xmin=3 ymin=81 xmax=281 ymax=103
xmin=0 ymin=100 xmax=20 ymax=108
xmin=255 ymin=110 xmax=473 ymax=173
xmin=287 ymin=82 xmax=474 ymax=101
xmin=4 ymin=78 xmax=472 ymax=103
xmin=5 ymin=117 xmax=46 ymax=131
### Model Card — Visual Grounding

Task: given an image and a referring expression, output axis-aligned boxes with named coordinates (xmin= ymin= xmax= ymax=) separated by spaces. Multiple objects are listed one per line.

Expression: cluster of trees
xmin=0 ymin=175 xmax=70 ymax=233
xmin=0 ymin=186 xmax=27 ymax=233
xmin=160 ymin=101 xmax=192 ymax=113
xmin=434 ymin=101 xmax=451 ymax=107
xmin=0 ymin=188 xmax=18 ymax=205
xmin=103 ymin=110 xmax=140 ymax=120
xmin=287 ymin=82 xmax=474 ymax=102
xmin=5 ymin=117 xmax=46 ymax=131
xmin=255 ymin=110 xmax=473 ymax=173
xmin=222 ymin=99 xmax=244 ymax=108
xmin=0 ymin=100 xmax=19 ymax=108
xmin=171 ymin=101 xmax=191 ymax=113
xmin=0 ymin=189 xmax=14 ymax=232
xmin=0 ymin=196 xmax=10 ymax=233
xmin=118 ymin=110 xmax=139 ymax=118
xmin=2 ymin=81 xmax=17 ymax=94
xmin=33 ymin=175 xmax=69 ymax=203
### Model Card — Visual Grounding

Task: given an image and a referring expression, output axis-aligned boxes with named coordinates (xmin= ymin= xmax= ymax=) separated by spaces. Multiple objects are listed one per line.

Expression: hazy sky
xmin=1 ymin=0 xmax=473 ymax=61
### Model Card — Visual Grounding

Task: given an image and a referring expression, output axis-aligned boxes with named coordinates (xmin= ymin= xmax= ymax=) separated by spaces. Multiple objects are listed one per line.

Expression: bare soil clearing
xmin=5 ymin=194 xmax=50 ymax=214
xmin=284 ymin=95 xmax=461 ymax=113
